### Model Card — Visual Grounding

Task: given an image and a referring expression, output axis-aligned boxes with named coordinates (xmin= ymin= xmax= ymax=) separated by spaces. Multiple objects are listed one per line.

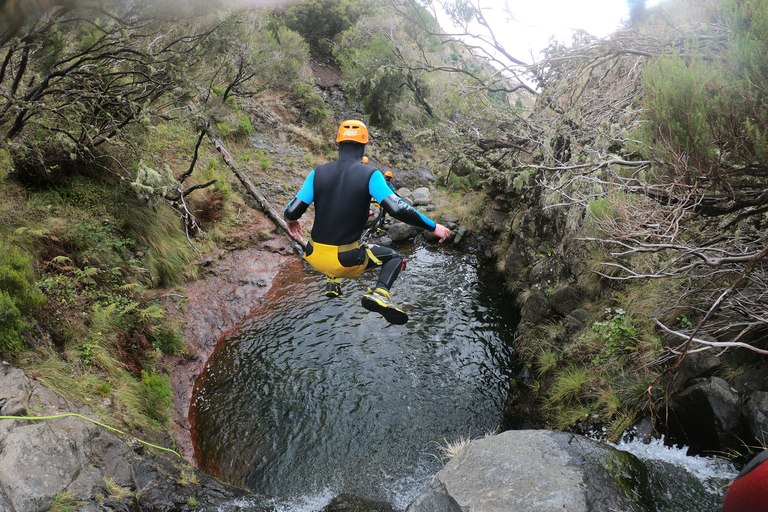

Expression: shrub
xmin=150 ymin=327 xmax=184 ymax=354
xmin=591 ymin=308 xmax=639 ymax=366
xmin=141 ymin=370 xmax=173 ymax=425
xmin=0 ymin=291 xmax=28 ymax=352
xmin=0 ymin=242 xmax=47 ymax=352
xmin=640 ymin=53 xmax=716 ymax=174
xmin=280 ymin=0 xmax=369 ymax=60
xmin=290 ymin=82 xmax=328 ymax=125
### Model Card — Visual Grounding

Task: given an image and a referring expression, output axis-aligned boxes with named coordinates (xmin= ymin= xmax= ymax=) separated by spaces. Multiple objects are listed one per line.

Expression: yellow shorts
xmin=304 ymin=239 xmax=369 ymax=279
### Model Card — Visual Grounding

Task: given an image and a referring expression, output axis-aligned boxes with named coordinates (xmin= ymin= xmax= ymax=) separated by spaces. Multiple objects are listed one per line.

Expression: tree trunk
xmin=205 ymin=128 xmax=307 ymax=250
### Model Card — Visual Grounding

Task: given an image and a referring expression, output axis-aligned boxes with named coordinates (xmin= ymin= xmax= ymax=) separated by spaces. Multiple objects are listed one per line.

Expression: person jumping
xmin=284 ymin=119 xmax=450 ymax=325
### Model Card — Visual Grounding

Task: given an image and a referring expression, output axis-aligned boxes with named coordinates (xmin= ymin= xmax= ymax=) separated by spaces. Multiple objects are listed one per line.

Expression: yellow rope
xmin=0 ymin=413 xmax=182 ymax=458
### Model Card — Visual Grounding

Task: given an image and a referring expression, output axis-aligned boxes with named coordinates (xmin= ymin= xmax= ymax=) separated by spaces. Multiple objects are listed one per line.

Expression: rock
xmin=405 ymin=479 xmax=463 ymax=512
xmin=732 ymin=362 xmax=768 ymax=395
xmin=0 ymin=365 xmax=268 ymax=512
xmin=502 ymin=238 xmax=529 ymax=285
xmin=564 ymin=308 xmax=590 ymax=333
xmin=529 ymin=256 xmax=562 ymax=289
xmin=679 ymin=352 xmax=722 ymax=384
xmin=387 ymin=222 xmax=415 ymax=241
xmin=482 ymin=199 xmax=509 ymax=233
xmin=520 ymin=291 xmax=552 ymax=325
xmin=628 ymin=417 xmax=656 ymax=444
xmin=666 ymin=377 xmax=745 ymax=453
xmin=322 ymin=493 xmax=396 ymax=512
xmin=411 ymin=187 xmax=431 ymax=206
xmin=396 ymin=188 xmax=413 ymax=204
xmin=452 ymin=225 xmax=467 ymax=245
xmin=411 ymin=430 xmax=639 ymax=512
xmin=744 ymin=391 xmax=768 ymax=445
xmin=441 ymin=214 xmax=460 ymax=224
xmin=548 ymin=285 xmax=582 ymax=316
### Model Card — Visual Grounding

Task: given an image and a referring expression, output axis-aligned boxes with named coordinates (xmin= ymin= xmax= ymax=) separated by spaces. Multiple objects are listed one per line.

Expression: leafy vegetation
xmin=0 ymin=0 xmax=765 ymax=451
xmin=0 ymin=243 xmax=47 ymax=351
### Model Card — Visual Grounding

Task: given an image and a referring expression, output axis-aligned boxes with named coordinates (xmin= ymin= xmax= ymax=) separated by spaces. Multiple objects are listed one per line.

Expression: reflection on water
xmin=191 ymin=243 xmax=519 ymax=508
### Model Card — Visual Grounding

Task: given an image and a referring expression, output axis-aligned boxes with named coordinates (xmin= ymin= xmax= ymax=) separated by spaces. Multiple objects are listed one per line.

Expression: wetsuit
xmin=722 ymin=449 xmax=768 ymax=512
xmin=285 ymin=144 xmax=436 ymax=290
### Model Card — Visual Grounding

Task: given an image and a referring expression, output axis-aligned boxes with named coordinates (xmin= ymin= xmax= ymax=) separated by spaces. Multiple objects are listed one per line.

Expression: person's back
xmin=311 ymin=153 xmax=375 ymax=246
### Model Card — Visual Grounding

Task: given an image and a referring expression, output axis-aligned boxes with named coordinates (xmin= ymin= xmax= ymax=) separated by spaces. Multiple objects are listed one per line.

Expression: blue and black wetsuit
xmin=285 ymin=143 xmax=436 ymax=290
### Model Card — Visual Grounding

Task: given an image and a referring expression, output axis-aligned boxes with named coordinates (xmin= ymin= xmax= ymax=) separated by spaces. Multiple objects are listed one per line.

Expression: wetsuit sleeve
xmin=284 ymin=170 xmax=315 ymax=221
xmin=369 ymin=171 xmax=436 ymax=231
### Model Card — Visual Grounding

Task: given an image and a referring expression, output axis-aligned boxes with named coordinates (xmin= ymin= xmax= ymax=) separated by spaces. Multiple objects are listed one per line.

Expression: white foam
xmin=611 ymin=436 xmax=739 ymax=492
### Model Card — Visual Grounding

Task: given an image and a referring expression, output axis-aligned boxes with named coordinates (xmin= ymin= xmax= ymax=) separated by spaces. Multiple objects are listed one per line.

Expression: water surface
xmin=191 ymin=243 xmax=519 ymax=508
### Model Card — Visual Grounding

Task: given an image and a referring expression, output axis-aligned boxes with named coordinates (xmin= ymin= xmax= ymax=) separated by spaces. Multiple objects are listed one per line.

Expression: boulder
xmin=744 ymin=391 xmax=768 ymax=446
xmin=666 ymin=376 xmax=745 ymax=454
xmin=680 ymin=353 xmax=722 ymax=383
xmin=406 ymin=430 xmax=731 ymax=512
xmin=548 ymin=285 xmax=582 ymax=316
xmin=0 ymin=362 xmax=263 ymax=512
xmin=411 ymin=187 xmax=431 ymax=206
xmin=387 ymin=222 xmax=415 ymax=241
xmin=520 ymin=291 xmax=552 ymax=325
xmin=323 ymin=493 xmax=396 ymax=512
xmin=405 ymin=479 xmax=463 ymax=512
xmin=409 ymin=430 xmax=640 ymax=512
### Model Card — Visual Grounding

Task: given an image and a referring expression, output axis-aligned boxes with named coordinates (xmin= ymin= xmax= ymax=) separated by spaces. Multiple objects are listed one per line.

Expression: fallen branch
xmin=654 ymin=319 xmax=768 ymax=355
xmin=204 ymin=127 xmax=307 ymax=249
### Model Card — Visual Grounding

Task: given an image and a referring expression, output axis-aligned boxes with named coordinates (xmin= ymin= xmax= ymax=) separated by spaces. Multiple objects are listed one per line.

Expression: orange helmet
xmin=384 ymin=171 xmax=393 ymax=178
xmin=336 ymin=119 xmax=369 ymax=144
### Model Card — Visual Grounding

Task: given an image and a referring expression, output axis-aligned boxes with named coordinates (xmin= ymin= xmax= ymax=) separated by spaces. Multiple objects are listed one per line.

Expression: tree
xmin=279 ymin=0 xmax=371 ymax=61
xmin=0 ymin=0 xmax=219 ymax=181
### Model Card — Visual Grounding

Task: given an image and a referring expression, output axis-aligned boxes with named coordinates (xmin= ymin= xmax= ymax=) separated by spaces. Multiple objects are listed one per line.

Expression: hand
xmin=432 ymin=223 xmax=450 ymax=243
xmin=286 ymin=220 xmax=303 ymax=239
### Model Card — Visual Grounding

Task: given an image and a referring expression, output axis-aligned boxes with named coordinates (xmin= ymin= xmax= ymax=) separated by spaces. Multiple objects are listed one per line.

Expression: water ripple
xmin=192 ymin=243 xmax=519 ymax=505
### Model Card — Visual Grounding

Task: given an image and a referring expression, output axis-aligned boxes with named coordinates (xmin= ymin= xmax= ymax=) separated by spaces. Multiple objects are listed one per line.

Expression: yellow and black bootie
xmin=361 ymin=287 xmax=408 ymax=325
xmin=325 ymin=277 xmax=343 ymax=298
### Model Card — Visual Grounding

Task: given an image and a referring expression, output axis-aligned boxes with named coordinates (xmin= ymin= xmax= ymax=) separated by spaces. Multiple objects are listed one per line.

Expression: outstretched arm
xmin=370 ymin=171 xmax=450 ymax=243
xmin=284 ymin=170 xmax=315 ymax=239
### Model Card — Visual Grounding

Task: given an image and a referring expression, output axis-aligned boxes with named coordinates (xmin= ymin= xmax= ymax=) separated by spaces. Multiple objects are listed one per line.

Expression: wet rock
xmin=631 ymin=416 xmax=657 ymax=444
xmin=322 ymin=493 xmax=396 ymax=512
xmin=744 ymin=391 xmax=768 ymax=445
xmin=666 ymin=376 xmax=745 ymax=454
xmin=408 ymin=430 xmax=640 ymax=512
xmin=387 ymin=222 xmax=415 ymax=241
xmin=452 ymin=225 xmax=467 ymax=245
xmin=405 ymin=479 xmax=463 ymax=512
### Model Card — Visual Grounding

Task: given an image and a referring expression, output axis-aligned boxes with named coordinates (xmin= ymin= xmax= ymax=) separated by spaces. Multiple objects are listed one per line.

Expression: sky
xmin=450 ymin=0 xmax=664 ymax=63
